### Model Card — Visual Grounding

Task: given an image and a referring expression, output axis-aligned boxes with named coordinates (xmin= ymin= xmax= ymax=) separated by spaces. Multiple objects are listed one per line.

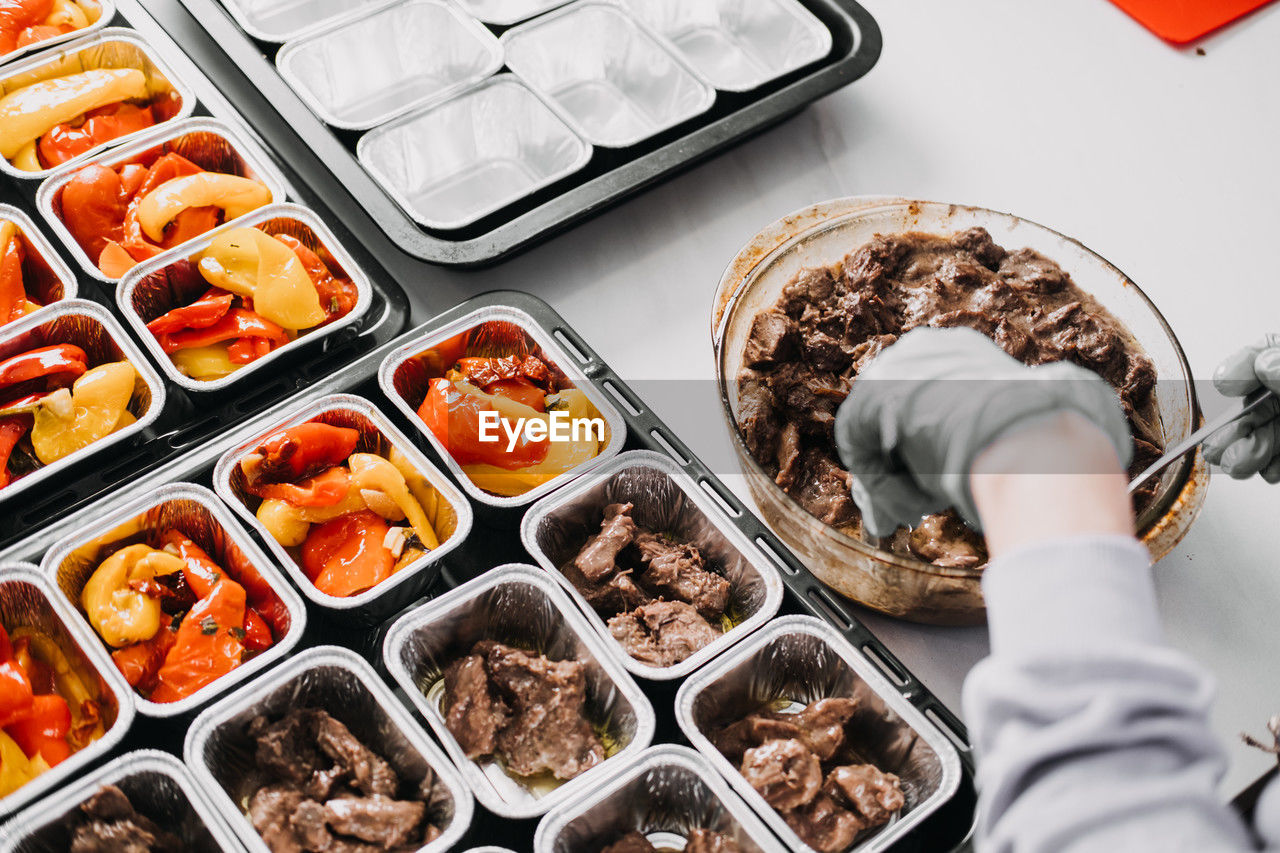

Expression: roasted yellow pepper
xmin=0 ymin=69 xmax=148 ymax=161
xmin=81 ymin=544 xmax=185 ymax=648
xmin=196 ymin=227 xmax=325 ymax=331
xmin=46 ymin=0 xmax=92 ymax=29
xmin=30 ymin=361 xmax=136 ymax=465
xmin=348 ymin=453 xmax=438 ymax=548
xmin=171 ymin=344 xmax=237 ymax=381
xmin=0 ymin=730 xmax=44 ymax=797
xmin=136 ymin=175 xmax=271 ymax=243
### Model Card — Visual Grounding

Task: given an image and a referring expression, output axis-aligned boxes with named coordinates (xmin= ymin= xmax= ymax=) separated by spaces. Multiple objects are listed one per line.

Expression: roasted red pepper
xmin=110 ymin=615 xmax=176 ymax=693
xmin=154 ymin=308 xmax=289 ymax=356
xmin=242 ymin=609 xmax=272 ymax=652
xmin=0 ymin=0 xmax=53 ymax=55
xmin=455 ymin=355 xmax=552 ymax=392
xmin=301 ymin=510 xmax=394 ymax=598
xmin=252 ymin=465 xmax=349 ymax=508
xmin=418 ymin=378 xmax=549 ymax=469
xmin=147 ymin=577 xmax=246 ymax=704
xmin=60 ymin=164 xmax=128 ymax=262
xmin=159 ymin=530 xmax=224 ymax=600
xmin=145 ymin=287 xmax=234 ymax=336
xmin=37 ymin=103 xmax=158 ymax=169
xmin=5 ymin=694 xmax=71 ymax=766
xmin=486 ymin=377 xmax=546 ymax=411
xmin=0 ymin=344 xmax=86 ymax=393
xmin=0 ymin=231 xmax=25 ymax=324
xmin=272 ymin=234 xmax=358 ymax=322
xmin=0 ymin=417 xmax=27 ymax=489
xmin=0 ymin=657 xmax=32 ymax=728
xmin=248 ymin=422 xmax=360 ymax=484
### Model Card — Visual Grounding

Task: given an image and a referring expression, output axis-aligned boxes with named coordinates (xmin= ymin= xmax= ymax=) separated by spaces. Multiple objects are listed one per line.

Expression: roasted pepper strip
xmin=158 ymin=530 xmax=223 ymax=600
xmin=29 ymin=360 xmax=135 ymax=465
xmin=301 ymin=510 xmax=393 ymax=598
xmin=242 ymin=608 xmax=272 ymax=652
xmin=60 ymin=163 xmax=127 ymax=261
xmin=145 ymin=287 xmax=234 ymax=336
xmin=136 ymin=174 xmax=271 ymax=243
xmin=109 ymin=614 xmax=175 ymax=693
xmin=0 ymin=1 xmax=54 ymax=56
xmin=0 ymin=222 xmax=26 ymax=324
xmin=0 ymin=69 xmax=147 ymax=161
xmin=241 ymin=422 xmax=360 ymax=484
xmin=273 ymin=233 xmax=357 ymax=322
xmin=0 ymin=416 xmax=27 ymax=489
xmin=36 ymin=102 xmax=155 ymax=169
xmin=418 ymin=378 xmax=549 ymax=469
xmin=0 ymin=343 xmax=85 ymax=394
xmin=0 ymin=659 xmax=32 ymax=728
xmin=5 ymin=693 xmax=71 ymax=766
xmin=147 ymin=576 xmax=246 ymax=704
xmin=155 ymin=307 xmax=288 ymax=355
xmin=81 ymin=544 xmax=186 ymax=648
xmin=455 ymin=355 xmax=552 ymax=392
xmin=252 ymin=465 xmax=349 ymax=509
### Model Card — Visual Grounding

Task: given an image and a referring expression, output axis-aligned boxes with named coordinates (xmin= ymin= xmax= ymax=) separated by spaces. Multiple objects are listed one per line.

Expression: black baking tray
xmin=0 ymin=290 xmax=976 ymax=851
xmin=163 ymin=0 xmax=883 ymax=267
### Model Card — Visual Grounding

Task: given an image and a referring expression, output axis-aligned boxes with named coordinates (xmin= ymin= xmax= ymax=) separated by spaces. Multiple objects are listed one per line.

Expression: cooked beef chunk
xmin=824 ymin=764 xmax=906 ymax=829
xmin=314 ymin=714 xmax=398 ymax=798
xmin=713 ymin=713 xmax=806 ymax=765
xmin=783 ymin=791 xmax=865 ymax=853
xmin=780 ymin=267 xmax=839 ymax=317
xmin=685 ymin=829 xmax=744 ymax=853
xmin=323 ymin=795 xmax=426 ymax=848
xmin=250 ymin=785 xmax=307 ymax=853
xmin=250 ymin=710 xmax=331 ymax=790
xmin=791 ymin=450 xmax=857 ymax=527
xmin=600 ymin=831 xmax=657 ymax=853
xmin=442 ymin=653 xmax=507 ymax=759
xmin=634 ymin=533 xmax=730 ymax=621
xmin=950 ymin=227 xmax=1006 ymax=270
xmin=574 ymin=503 xmax=637 ymax=582
xmin=736 ymin=372 xmax=780 ymax=462
xmin=565 ymin=560 xmax=652 ymax=615
xmin=711 ymin=698 xmax=857 ymax=765
xmin=744 ymin=311 xmax=798 ymax=367
xmin=482 ymin=642 xmax=605 ymax=780
xmin=907 ymin=512 xmax=986 ymax=568
xmin=607 ymin=600 xmax=720 ymax=666
xmin=70 ymin=785 xmax=181 ymax=853
xmin=741 ymin=739 xmax=822 ymax=811
xmin=289 ymin=800 xmax=332 ymax=851
xmin=999 ymin=247 xmax=1068 ymax=294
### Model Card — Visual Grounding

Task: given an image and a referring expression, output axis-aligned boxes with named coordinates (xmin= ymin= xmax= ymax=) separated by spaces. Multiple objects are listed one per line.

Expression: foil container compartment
xmin=0 ymin=299 xmax=166 ymax=509
xmin=0 ymin=566 xmax=135 ymax=817
xmin=0 ymin=27 xmax=196 ymax=181
xmin=216 ymin=0 xmax=401 ymax=43
xmin=521 ymin=449 xmax=784 ymax=681
xmin=37 ymin=116 xmax=290 ymax=284
xmin=377 ymin=304 xmax=625 ymax=509
xmin=500 ymin=2 xmax=716 ymax=148
xmin=382 ymin=564 xmax=656 ymax=819
xmin=0 ymin=0 xmax=114 ymax=69
xmin=0 ymin=749 xmax=243 ymax=852
xmin=277 ymin=0 xmax=504 ymax=132
xmin=357 ymin=74 xmax=591 ymax=231
xmin=117 ymin=203 xmax=374 ymax=394
xmin=453 ymin=0 xmax=568 ymax=27
xmin=675 ymin=616 xmax=962 ymax=852
xmin=615 ymin=0 xmax=832 ymax=92
xmin=534 ymin=744 xmax=778 ymax=852
xmin=212 ymin=392 xmax=474 ymax=623
xmin=184 ymin=645 xmax=473 ymax=853
xmin=39 ymin=483 xmax=306 ymax=719
xmin=0 ymin=204 xmax=78 ymax=324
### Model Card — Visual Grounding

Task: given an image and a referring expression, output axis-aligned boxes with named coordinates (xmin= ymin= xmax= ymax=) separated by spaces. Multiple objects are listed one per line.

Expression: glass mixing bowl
xmin=712 ymin=197 xmax=1208 ymax=625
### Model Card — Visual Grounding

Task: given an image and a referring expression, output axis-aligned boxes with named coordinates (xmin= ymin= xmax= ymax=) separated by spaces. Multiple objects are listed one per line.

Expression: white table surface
xmin=154 ymin=0 xmax=1280 ymax=796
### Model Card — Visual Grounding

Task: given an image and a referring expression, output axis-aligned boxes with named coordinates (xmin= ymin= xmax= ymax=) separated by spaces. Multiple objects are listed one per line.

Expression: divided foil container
xmin=0 ymin=27 xmax=196 ymax=181
xmin=377 ymin=304 xmax=626 ymax=510
xmin=0 ymin=749 xmax=243 ymax=852
xmin=675 ymin=616 xmax=962 ymax=852
xmin=39 ymin=483 xmax=307 ymax=719
xmin=0 ymin=0 xmax=114 ymax=69
xmin=454 ymin=0 xmax=569 ymax=27
xmin=382 ymin=564 xmax=656 ymax=819
xmin=214 ymin=0 xmax=401 ymax=44
xmin=0 ymin=566 xmax=135 ymax=817
xmin=534 ymin=744 xmax=779 ymax=853
xmin=277 ymin=0 xmax=504 ymax=132
xmin=0 ymin=204 xmax=78 ymax=322
xmin=521 ymin=449 xmax=784 ymax=681
xmin=184 ymin=645 xmax=473 ymax=853
xmin=36 ymin=116 xmax=290 ymax=284
xmin=500 ymin=2 xmax=716 ymax=148
xmin=615 ymin=0 xmax=833 ymax=92
xmin=0 ymin=300 xmax=166 ymax=509
xmin=212 ymin=392 xmax=474 ymax=623
xmin=117 ymin=202 xmax=374 ymax=394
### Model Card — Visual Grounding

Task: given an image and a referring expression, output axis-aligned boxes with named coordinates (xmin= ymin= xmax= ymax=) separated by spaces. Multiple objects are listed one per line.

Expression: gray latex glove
xmin=833 ymin=327 xmax=1134 ymax=537
xmin=1203 ymin=334 xmax=1280 ymax=481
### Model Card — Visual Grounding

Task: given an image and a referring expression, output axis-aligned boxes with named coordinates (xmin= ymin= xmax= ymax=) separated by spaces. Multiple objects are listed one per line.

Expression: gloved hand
xmin=1203 ymin=335 xmax=1280 ymax=481
xmin=833 ymin=327 xmax=1133 ymax=537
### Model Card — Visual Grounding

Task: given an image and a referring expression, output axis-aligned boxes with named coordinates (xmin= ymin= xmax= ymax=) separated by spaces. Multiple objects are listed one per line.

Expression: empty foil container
xmin=117 ymin=203 xmax=374 ymax=393
xmin=382 ymin=564 xmax=656 ymax=819
xmin=534 ymin=744 xmax=779 ymax=852
xmin=0 ymin=299 xmax=166 ymax=508
xmin=357 ymin=75 xmax=591 ymax=231
xmin=453 ymin=0 xmax=568 ymax=27
xmin=0 ymin=27 xmax=195 ymax=180
xmin=37 ymin=117 xmax=290 ymax=284
xmin=0 ymin=204 xmax=79 ymax=326
xmin=0 ymin=566 xmax=135 ymax=816
xmin=184 ymin=645 xmax=473 ymax=853
xmin=0 ymin=0 xmax=114 ymax=68
xmin=0 ymin=749 xmax=244 ymax=852
xmin=616 ymin=0 xmax=832 ymax=92
xmin=277 ymin=0 xmax=503 ymax=131
xmin=40 ymin=483 xmax=307 ymax=719
xmin=501 ymin=2 xmax=715 ymax=148
xmin=521 ymin=449 xmax=784 ymax=681
xmin=675 ymin=616 xmax=963 ymax=852
xmin=216 ymin=0 xmax=400 ymax=43
xmin=377 ymin=304 xmax=625 ymax=509
xmin=212 ymin=393 xmax=474 ymax=622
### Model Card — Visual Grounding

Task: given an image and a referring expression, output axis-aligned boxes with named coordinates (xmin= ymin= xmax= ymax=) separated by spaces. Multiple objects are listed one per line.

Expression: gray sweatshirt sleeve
xmin=961 ymin=534 xmax=1275 ymax=852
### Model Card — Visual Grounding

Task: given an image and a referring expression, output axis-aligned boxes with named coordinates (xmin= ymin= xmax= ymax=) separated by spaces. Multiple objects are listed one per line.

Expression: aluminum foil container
xmin=0 ymin=565 xmax=135 ymax=817
xmin=454 ymin=0 xmax=568 ymax=27
xmin=501 ymin=2 xmax=715 ymax=148
xmin=277 ymin=0 xmax=503 ymax=132
xmin=0 ymin=204 xmax=78 ymax=325
xmin=0 ymin=299 xmax=166 ymax=509
xmin=616 ymin=0 xmax=832 ymax=92
xmin=675 ymin=616 xmax=962 ymax=852
xmin=216 ymin=0 xmax=401 ymax=43
xmin=357 ymin=74 xmax=591 ymax=231
xmin=534 ymin=744 xmax=778 ymax=852
xmin=37 ymin=116 xmax=290 ymax=284
xmin=461 ymin=849 xmax=518 ymax=853
xmin=116 ymin=202 xmax=374 ymax=394
xmin=0 ymin=0 xmax=114 ymax=69
xmin=212 ymin=392 xmax=474 ymax=623
xmin=0 ymin=27 xmax=196 ymax=181
xmin=0 ymin=749 xmax=243 ymax=851
xmin=382 ymin=564 xmax=656 ymax=819
xmin=40 ymin=482 xmax=306 ymax=719
xmin=521 ymin=449 xmax=784 ymax=681
xmin=377 ymin=304 xmax=625 ymax=509
xmin=184 ymin=645 xmax=473 ymax=853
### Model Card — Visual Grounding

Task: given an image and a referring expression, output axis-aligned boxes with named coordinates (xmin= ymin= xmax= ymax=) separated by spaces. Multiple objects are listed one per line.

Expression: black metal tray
xmin=0 ymin=290 xmax=976 ymax=851
xmin=163 ymin=0 xmax=882 ymax=267
xmin=0 ymin=3 xmax=414 ymax=549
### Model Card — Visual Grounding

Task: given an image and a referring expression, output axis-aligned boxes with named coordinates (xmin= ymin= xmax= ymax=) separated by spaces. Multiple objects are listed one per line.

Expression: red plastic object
xmin=1109 ymin=0 xmax=1277 ymax=44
